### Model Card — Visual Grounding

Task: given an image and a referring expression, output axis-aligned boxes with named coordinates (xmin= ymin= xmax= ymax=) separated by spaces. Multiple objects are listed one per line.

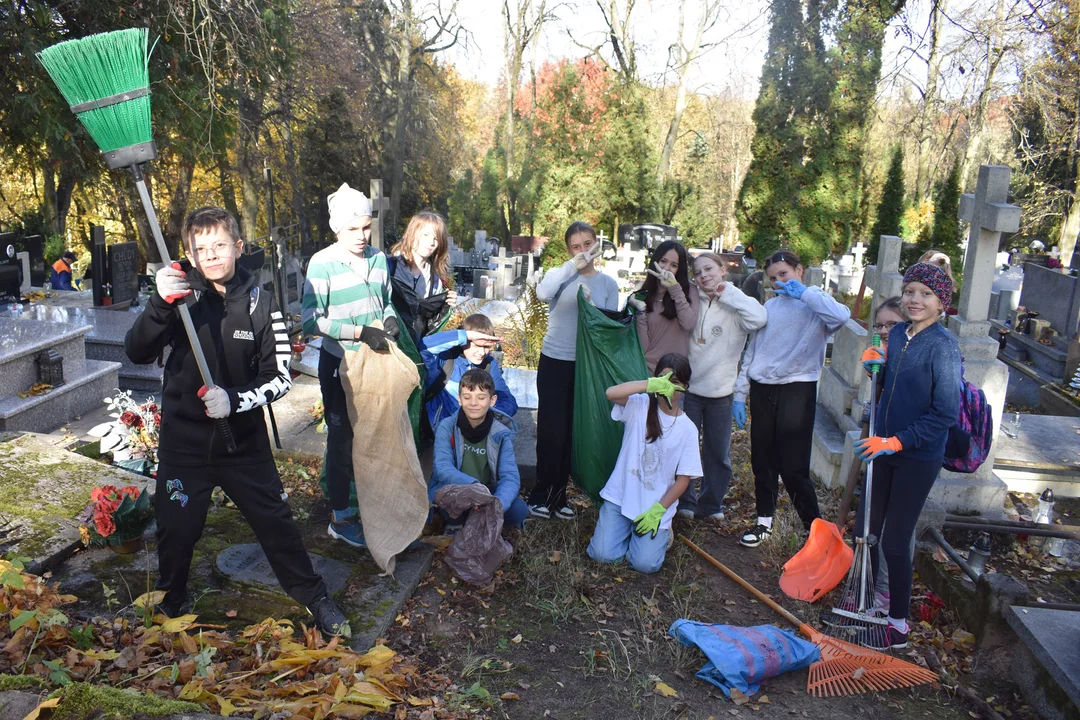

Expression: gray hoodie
xmin=733 ymin=287 xmax=850 ymax=402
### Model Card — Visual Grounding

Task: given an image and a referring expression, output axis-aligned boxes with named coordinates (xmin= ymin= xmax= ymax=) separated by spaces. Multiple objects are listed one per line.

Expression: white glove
xmin=648 ymin=263 xmax=678 ymax=288
xmin=571 ymin=243 xmax=603 ymax=271
xmin=198 ymin=385 xmax=231 ymax=419
xmin=156 ymin=265 xmax=192 ymax=304
xmin=627 ymin=296 xmax=646 ymax=313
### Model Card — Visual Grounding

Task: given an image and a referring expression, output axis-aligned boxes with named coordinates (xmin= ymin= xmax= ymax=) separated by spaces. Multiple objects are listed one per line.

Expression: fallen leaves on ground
xmin=0 ymin=562 xmax=452 ymax=719
xmin=654 ymin=680 xmax=678 ymax=697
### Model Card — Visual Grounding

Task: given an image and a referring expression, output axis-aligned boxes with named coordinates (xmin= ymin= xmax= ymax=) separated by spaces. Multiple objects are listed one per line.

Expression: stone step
xmin=0 ymin=318 xmax=89 ymax=393
xmin=85 ymin=339 xmax=165 ymax=392
xmin=810 ymin=403 xmax=850 ymax=489
xmin=0 ymin=359 xmax=120 ymax=432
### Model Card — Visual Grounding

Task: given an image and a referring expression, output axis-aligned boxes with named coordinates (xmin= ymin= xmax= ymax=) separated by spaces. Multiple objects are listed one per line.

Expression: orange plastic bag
xmin=779 ymin=518 xmax=853 ymax=603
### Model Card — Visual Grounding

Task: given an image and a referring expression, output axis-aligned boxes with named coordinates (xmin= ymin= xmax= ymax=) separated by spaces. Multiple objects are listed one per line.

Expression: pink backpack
xmin=943 ymin=359 xmax=993 ymax=473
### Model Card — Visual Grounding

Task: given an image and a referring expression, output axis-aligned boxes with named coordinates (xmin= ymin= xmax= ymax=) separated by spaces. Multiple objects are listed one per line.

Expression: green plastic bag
xmin=571 ymin=287 xmax=649 ymax=503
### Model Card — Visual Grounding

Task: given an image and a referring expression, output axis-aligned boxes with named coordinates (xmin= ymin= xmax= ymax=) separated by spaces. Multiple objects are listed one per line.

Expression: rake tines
xmin=806 ymin=631 xmax=938 ymax=697
xmin=680 ymin=536 xmax=938 ymax=698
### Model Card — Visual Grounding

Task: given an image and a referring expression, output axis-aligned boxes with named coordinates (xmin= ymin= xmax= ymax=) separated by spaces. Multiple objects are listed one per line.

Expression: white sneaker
xmin=706 ymin=511 xmax=725 ymax=523
xmin=677 ymin=509 xmax=695 ymax=520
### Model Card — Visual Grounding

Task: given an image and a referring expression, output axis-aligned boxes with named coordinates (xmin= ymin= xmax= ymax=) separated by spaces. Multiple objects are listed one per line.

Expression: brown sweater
xmin=636 ymin=283 xmax=699 ymax=372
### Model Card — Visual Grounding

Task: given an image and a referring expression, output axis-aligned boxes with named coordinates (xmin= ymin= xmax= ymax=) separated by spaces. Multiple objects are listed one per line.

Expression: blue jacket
xmin=431 ymin=410 xmax=520 ymax=510
xmin=418 ymin=330 xmax=518 ymax=428
xmin=875 ymin=321 xmax=962 ymax=461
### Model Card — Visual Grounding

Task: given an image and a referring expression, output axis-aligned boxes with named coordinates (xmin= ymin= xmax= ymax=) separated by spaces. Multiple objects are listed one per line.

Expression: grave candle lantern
xmin=36 ymin=348 xmax=65 ymax=387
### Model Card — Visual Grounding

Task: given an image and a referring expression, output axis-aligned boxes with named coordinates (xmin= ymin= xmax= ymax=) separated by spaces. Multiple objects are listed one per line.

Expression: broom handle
xmin=132 ymin=167 xmax=237 ymax=454
xmin=679 ymin=536 xmax=814 ymax=637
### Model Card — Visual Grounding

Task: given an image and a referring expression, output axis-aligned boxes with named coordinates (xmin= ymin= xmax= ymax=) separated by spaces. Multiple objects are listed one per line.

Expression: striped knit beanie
xmin=903 ymin=262 xmax=953 ymax=310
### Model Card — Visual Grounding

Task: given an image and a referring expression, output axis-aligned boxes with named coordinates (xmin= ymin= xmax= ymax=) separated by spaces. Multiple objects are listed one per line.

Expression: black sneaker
xmin=554 ymin=505 xmax=575 ymax=520
xmin=883 ymin=624 xmax=908 ymax=649
xmin=738 ymin=524 xmax=773 ymax=548
xmin=528 ymin=504 xmax=551 ymax=519
xmin=154 ymin=600 xmax=184 ymax=620
xmin=308 ymin=596 xmax=351 ymax=638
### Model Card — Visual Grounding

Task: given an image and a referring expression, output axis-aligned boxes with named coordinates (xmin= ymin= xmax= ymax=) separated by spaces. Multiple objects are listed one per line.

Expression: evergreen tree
xmin=869 ymin=145 xmax=906 ymax=264
xmin=927 ymin=160 xmax=963 ymax=267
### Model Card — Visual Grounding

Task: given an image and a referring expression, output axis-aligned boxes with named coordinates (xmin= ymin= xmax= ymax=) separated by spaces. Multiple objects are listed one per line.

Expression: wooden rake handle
xmin=678 ymin=536 xmax=816 ymax=639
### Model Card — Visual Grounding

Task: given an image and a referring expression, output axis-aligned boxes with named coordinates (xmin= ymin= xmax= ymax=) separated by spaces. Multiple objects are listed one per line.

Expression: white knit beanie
xmin=327 ymin=183 xmax=372 ymax=234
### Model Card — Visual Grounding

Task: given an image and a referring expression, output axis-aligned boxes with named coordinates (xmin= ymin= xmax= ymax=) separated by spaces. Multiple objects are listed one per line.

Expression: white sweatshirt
xmin=733 ymin=287 xmax=850 ymax=402
xmin=687 ymin=285 xmax=768 ymax=398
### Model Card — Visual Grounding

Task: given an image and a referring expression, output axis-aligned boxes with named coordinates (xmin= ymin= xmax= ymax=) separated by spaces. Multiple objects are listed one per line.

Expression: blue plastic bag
xmin=669 ymin=619 xmax=820 ymax=698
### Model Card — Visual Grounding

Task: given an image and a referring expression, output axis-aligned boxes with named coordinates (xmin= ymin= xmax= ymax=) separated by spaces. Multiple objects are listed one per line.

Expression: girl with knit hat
xmin=677 ymin=252 xmax=767 ymax=522
xmin=854 ymin=261 xmax=961 ymax=650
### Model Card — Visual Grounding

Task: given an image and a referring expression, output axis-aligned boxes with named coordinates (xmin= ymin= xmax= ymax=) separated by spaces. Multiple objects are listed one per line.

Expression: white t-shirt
xmin=600 ymin=393 xmax=704 ymax=530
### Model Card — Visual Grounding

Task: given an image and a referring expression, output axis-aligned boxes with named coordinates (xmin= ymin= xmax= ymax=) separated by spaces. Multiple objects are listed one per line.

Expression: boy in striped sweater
xmin=302 ymin=183 xmax=401 ymax=548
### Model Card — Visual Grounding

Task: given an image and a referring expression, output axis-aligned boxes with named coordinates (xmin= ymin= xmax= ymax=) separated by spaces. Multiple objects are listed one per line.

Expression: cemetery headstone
xmin=16 ymin=235 xmax=46 ymax=287
xmin=107 ymin=241 xmax=139 ymax=308
xmin=369 ymin=179 xmax=391 ymax=251
xmin=17 ymin=252 xmax=30 ymax=296
xmin=89 ymin=226 xmax=106 ymax=307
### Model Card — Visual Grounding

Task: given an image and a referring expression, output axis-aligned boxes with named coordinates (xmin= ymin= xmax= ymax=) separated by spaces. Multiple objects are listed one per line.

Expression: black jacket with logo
xmin=125 ymin=265 xmax=292 ymax=466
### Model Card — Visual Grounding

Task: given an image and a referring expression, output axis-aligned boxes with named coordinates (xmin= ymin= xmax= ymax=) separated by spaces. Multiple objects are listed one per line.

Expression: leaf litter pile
xmin=0 ymin=557 xmax=456 ymax=718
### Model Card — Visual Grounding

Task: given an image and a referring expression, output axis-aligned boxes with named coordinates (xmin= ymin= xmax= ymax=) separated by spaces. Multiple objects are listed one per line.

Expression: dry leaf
xmin=21 ymin=697 xmax=59 ymax=720
xmin=161 ymin=614 xmax=199 ymax=633
xmin=758 ymin=695 xmax=771 ymax=704
xmin=654 ymin=681 xmax=678 ymax=698
xmin=225 ymin=610 xmax=238 ymax=618
xmin=730 ymin=688 xmax=750 ymax=705
xmin=511 ymin=634 xmax=523 ymax=644
xmin=500 ymin=692 xmax=520 ymax=701
xmin=549 ymin=551 xmax=562 ymax=563
xmin=852 ymin=667 xmax=867 ymax=680
xmin=133 ymin=590 xmax=167 ymax=610
xmin=407 ymin=697 xmax=434 ymax=706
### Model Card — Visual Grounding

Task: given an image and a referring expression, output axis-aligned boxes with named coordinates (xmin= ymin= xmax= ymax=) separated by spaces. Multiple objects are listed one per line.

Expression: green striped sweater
xmin=301 ymin=244 xmax=399 ymax=357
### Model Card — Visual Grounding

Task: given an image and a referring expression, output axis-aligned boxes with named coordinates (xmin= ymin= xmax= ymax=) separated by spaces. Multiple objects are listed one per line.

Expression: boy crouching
xmin=430 ymin=368 xmax=527 ymax=530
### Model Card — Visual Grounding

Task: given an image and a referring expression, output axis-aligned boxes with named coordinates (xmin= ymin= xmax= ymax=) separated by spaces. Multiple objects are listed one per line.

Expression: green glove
xmin=646 ymin=371 xmax=678 ymax=405
xmin=633 ymin=502 xmax=667 ymax=538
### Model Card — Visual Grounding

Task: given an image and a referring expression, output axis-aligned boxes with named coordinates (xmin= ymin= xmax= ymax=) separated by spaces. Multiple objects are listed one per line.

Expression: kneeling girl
xmin=587 ymin=354 xmax=703 ymax=574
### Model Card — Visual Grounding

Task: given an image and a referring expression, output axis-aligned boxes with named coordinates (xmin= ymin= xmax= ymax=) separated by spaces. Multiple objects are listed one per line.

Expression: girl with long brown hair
xmin=388 ymin=210 xmax=459 ymax=343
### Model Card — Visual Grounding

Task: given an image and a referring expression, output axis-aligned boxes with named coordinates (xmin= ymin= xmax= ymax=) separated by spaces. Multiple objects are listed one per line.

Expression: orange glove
xmin=861 ymin=346 xmax=885 ymax=376
xmin=855 ymin=436 xmax=902 ymax=462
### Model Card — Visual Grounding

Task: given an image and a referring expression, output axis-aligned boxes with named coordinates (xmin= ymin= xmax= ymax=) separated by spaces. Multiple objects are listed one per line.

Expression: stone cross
xmin=596 ymin=230 xmax=608 ymax=245
xmin=369 ymin=179 xmax=391 ymax=251
xmin=852 ymin=241 xmax=867 ymax=268
xmin=954 ymin=165 xmax=1021 ymax=334
xmin=865 ymin=235 xmax=904 ymax=317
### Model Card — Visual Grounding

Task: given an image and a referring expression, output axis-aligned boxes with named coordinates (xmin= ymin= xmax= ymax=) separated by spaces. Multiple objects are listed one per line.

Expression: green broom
xmin=39 ymin=29 xmax=236 ymax=453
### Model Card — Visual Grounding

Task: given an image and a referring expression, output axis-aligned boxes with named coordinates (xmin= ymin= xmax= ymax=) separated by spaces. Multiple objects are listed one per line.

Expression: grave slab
xmin=217 ymin=543 xmax=352 ymax=597
xmin=993 ymin=414 xmax=1080 ymax=497
xmin=1006 ymin=606 xmax=1080 ymax=720
xmin=0 ymin=431 xmax=151 ymax=574
xmin=502 ymin=368 xmax=538 ymax=410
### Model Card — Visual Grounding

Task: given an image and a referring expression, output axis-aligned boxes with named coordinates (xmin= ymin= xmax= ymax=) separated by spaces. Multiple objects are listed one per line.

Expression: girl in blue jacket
xmin=856 ymin=261 xmax=961 ymax=650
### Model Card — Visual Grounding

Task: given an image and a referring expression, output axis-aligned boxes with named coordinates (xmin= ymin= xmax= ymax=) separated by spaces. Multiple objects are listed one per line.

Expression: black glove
xmin=383 ymin=315 xmax=400 ymax=340
xmin=359 ymin=325 xmax=393 ymax=352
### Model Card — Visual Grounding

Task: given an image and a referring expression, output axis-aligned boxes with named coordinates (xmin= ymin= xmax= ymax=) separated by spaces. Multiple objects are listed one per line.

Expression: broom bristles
xmin=37 ymin=28 xmax=152 ymax=153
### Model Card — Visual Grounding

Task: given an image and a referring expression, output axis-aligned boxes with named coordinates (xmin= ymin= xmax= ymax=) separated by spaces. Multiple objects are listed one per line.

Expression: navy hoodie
xmin=874 ymin=321 xmax=962 ymax=461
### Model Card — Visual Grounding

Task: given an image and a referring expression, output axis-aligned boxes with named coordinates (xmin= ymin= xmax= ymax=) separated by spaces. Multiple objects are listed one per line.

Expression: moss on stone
xmin=47 ymin=682 xmax=202 ymax=720
xmin=0 ymin=673 xmax=46 ymax=691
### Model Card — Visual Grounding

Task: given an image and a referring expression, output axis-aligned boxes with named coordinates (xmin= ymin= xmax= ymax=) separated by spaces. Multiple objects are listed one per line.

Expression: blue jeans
xmin=681 ymin=393 xmax=733 ymax=516
xmin=442 ymin=496 xmax=529 ymax=529
xmin=587 ymin=501 xmax=669 ymax=574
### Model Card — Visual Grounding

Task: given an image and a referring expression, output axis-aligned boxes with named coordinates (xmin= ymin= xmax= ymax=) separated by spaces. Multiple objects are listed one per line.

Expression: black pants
xmin=866 ymin=453 xmax=941 ymax=621
xmin=318 ymin=348 xmax=353 ymax=512
xmin=749 ymin=380 xmax=821 ymax=527
xmin=155 ymin=459 xmax=327 ymax=610
xmin=528 ymin=353 xmax=576 ymax=510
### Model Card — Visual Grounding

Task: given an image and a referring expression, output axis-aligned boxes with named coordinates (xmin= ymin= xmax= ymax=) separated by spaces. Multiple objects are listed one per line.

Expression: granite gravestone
xmin=15 ymin=235 xmax=46 ymax=287
xmin=89 ymin=226 xmax=106 ymax=307
xmin=107 ymin=242 xmax=139 ymax=307
xmin=369 ymin=179 xmax=391 ymax=251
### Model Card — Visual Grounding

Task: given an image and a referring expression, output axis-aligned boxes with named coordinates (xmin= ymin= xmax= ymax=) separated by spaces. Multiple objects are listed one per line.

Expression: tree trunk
xmin=237 ymin=93 xmax=263 ymax=240
xmin=125 ymin=173 xmax=160 ymax=264
xmin=390 ymin=0 xmax=413 ymax=240
xmin=164 ymin=159 xmax=196 ymax=256
xmin=656 ymin=1 xmax=708 ymax=183
xmin=915 ymin=0 xmax=945 ymax=198
xmin=215 ymin=145 xmax=240 ymax=220
xmin=53 ymin=165 xmax=76 ymax=240
xmin=42 ymin=160 xmax=56 ymax=235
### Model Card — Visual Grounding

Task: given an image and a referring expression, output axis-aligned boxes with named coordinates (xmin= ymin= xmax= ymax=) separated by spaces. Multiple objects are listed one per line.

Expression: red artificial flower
xmin=153 ymin=413 xmax=162 ymax=427
xmin=119 ymin=486 xmax=141 ymax=501
xmin=144 ymin=402 xmax=158 ymax=415
xmin=93 ymin=511 xmax=116 ymax=538
xmin=119 ymin=411 xmax=138 ymax=427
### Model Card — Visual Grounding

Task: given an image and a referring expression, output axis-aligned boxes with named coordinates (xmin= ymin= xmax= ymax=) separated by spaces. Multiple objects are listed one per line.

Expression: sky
xmin=441 ymin=0 xmax=998 ymax=101
xmin=445 ymin=0 xmax=773 ymax=98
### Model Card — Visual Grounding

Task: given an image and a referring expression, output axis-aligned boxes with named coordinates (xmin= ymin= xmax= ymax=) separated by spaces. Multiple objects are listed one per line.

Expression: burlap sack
xmin=340 ymin=335 xmax=427 ymax=574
